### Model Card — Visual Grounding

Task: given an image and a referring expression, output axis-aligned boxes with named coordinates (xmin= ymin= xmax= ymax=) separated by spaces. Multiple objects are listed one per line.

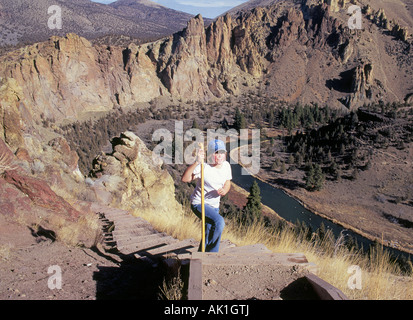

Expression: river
xmin=229 ymin=157 xmax=411 ymax=263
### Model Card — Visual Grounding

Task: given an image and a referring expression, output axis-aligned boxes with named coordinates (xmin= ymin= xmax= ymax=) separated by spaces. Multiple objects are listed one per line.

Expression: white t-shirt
xmin=190 ymin=161 xmax=232 ymax=209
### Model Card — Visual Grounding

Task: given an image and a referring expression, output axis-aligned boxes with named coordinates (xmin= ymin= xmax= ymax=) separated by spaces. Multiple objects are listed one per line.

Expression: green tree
xmin=234 ymin=107 xmax=247 ymax=131
xmin=244 ymin=181 xmax=262 ymax=223
xmin=280 ymin=161 xmax=286 ymax=174
xmin=305 ymin=164 xmax=325 ymax=191
xmin=314 ymin=164 xmax=325 ymax=191
xmin=191 ymin=118 xmax=200 ymax=130
xmin=304 ymin=164 xmax=315 ymax=190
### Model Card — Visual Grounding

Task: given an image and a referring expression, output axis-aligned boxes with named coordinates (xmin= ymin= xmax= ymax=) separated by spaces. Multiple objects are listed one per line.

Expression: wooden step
xmin=113 ymin=224 xmax=157 ymax=233
xmin=117 ymin=235 xmax=177 ymax=255
xmin=105 ymin=215 xmax=139 ymax=223
xmin=144 ymin=238 xmax=198 ymax=257
xmin=111 ymin=217 xmax=153 ymax=226
xmin=221 ymin=243 xmax=271 ymax=254
xmin=191 ymin=252 xmax=310 ymax=267
xmin=112 ymin=216 xmax=150 ymax=223
xmin=112 ymin=227 xmax=157 ymax=239
xmin=115 ymin=232 xmax=169 ymax=246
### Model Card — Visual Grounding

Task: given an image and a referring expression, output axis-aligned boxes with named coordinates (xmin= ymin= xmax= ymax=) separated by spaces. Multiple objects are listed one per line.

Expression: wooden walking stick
xmin=198 ymin=143 xmax=206 ymax=252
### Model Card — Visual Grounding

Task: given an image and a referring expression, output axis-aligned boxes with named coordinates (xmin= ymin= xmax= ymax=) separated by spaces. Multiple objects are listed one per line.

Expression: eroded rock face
xmin=0 ymin=0 xmax=411 ymax=126
xmin=157 ymin=15 xmax=214 ymax=100
xmin=0 ymin=78 xmax=25 ymax=151
xmin=3 ymin=170 xmax=81 ymax=220
xmin=90 ymin=131 xmax=184 ymax=221
xmin=48 ymin=137 xmax=80 ymax=172
xmin=0 ymin=136 xmax=100 ymax=247
xmin=1 ymin=134 xmax=80 ymax=221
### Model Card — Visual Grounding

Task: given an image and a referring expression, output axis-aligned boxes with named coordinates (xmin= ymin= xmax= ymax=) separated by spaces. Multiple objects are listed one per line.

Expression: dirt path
xmin=0 ymin=200 xmax=323 ymax=300
xmin=0 ymin=213 xmax=165 ymax=300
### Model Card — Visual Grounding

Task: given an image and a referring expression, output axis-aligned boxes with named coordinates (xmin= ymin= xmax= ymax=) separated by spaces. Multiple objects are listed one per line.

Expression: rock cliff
xmin=1 ymin=0 xmax=411 ymax=129
xmin=89 ymin=131 xmax=184 ymax=221
xmin=0 ymin=137 xmax=99 ymax=247
xmin=0 ymin=123 xmax=184 ymax=247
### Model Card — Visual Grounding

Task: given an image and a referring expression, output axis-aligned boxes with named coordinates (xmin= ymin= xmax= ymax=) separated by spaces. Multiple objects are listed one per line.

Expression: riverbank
xmin=230 ymin=137 xmax=413 ymax=256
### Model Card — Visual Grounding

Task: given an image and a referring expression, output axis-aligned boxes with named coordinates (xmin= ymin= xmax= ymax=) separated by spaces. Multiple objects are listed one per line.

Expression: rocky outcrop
xmin=341 ymin=61 xmax=374 ymax=108
xmin=391 ymin=24 xmax=410 ymax=42
xmin=89 ymin=131 xmax=184 ymax=221
xmin=351 ymin=62 xmax=373 ymax=94
xmin=1 ymin=34 xmax=122 ymax=124
xmin=325 ymin=0 xmax=350 ymax=13
xmin=48 ymin=137 xmax=80 ymax=172
xmin=363 ymin=4 xmax=410 ymax=42
xmin=0 ymin=138 xmax=77 ymax=219
xmin=0 ymin=136 xmax=17 ymax=173
xmin=0 ymin=78 xmax=25 ymax=151
xmin=0 ymin=0 xmax=411 ymax=128
xmin=3 ymin=170 xmax=81 ymax=220
xmin=157 ymin=15 xmax=214 ymax=100
xmin=0 ymin=136 xmax=99 ymax=247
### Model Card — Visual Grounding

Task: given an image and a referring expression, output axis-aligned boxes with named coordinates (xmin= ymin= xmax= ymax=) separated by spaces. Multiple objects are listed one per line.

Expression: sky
xmin=91 ymin=0 xmax=249 ymax=18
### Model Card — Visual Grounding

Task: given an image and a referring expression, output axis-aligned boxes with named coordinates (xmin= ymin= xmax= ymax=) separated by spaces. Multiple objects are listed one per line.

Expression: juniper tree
xmin=304 ymin=164 xmax=325 ymax=191
xmin=244 ymin=180 xmax=262 ymax=224
xmin=234 ymin=107 xmax=246 ymax=132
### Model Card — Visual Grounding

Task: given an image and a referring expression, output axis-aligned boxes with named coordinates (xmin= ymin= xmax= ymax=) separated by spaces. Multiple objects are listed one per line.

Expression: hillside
xmin=226 ymin=0 xmax=413 ymax=26
xmin=0 ymin=0 xmax=412 ymax=300
xmin=1 ymin=0 xmax=412 ymax=128
xmin=0 ymin=0 xmax=196 ymax=51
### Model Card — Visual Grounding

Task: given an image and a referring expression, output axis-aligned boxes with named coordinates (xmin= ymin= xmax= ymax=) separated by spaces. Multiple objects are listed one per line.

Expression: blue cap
xmin=208 ymin=139 xmax=226 ymax=155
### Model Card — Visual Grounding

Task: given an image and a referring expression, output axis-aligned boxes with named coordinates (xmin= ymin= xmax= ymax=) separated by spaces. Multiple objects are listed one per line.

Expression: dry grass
xmin=158 ymin=263 xmax=185 ymax=300
xmin=133 ymin=205 xmax=201 ymax=242
xmin=229 ymin=219 xmax=413 ymax=300
xmin=10 ymin=206 xmax=102 ymax=248
xmin=134 ymin=205 xmax=413 ymax=300
xmin=54 ymin=211 xmax=102 ymax=248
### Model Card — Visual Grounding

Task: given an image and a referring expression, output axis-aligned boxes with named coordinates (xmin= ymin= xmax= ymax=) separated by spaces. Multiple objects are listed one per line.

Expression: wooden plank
xmin=191 ymin=252 xmax=310 ymax=267
xmin=113 ymin=227 xmax=157 ymax=239
xmin=305 ymin=273 xmax=349 ymax=300
xmin=221 ymin=243 xmax=271 ymax=254
xmin=176 ymin=253 xmax=193 ymax=264
xmin=146 ymin=238 xmax=198 ymax=256
xmin=114 ymin=232 xmax=168 ymax=246
xmin=116 ymin=233 xmax=175 ymax=248
xmin=117 ymin=235 xmax=177 ymax=254
xmin=189 ymin=252 xmax=318 ymax=275
xmin=106 ymin=215 xmax=139 ymax=223
xmin=188 ymin=259 xmax=203 ymax=300
xmin=113 ymin=224 xmax=155 ymax=234
xmin=113 ymin=218 xmax=153 ymax=226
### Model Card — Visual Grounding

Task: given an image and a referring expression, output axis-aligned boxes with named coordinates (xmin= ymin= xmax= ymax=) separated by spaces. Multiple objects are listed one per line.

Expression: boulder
xmin=3 ymin=170 xmax=81 ymax=220
xmin=90 ymin=132 xmax=184 ymax=222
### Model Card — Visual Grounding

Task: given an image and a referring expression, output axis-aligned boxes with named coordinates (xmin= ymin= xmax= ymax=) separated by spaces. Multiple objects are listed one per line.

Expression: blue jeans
xmin=192 ymin=204 xmax=225 ymax=252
